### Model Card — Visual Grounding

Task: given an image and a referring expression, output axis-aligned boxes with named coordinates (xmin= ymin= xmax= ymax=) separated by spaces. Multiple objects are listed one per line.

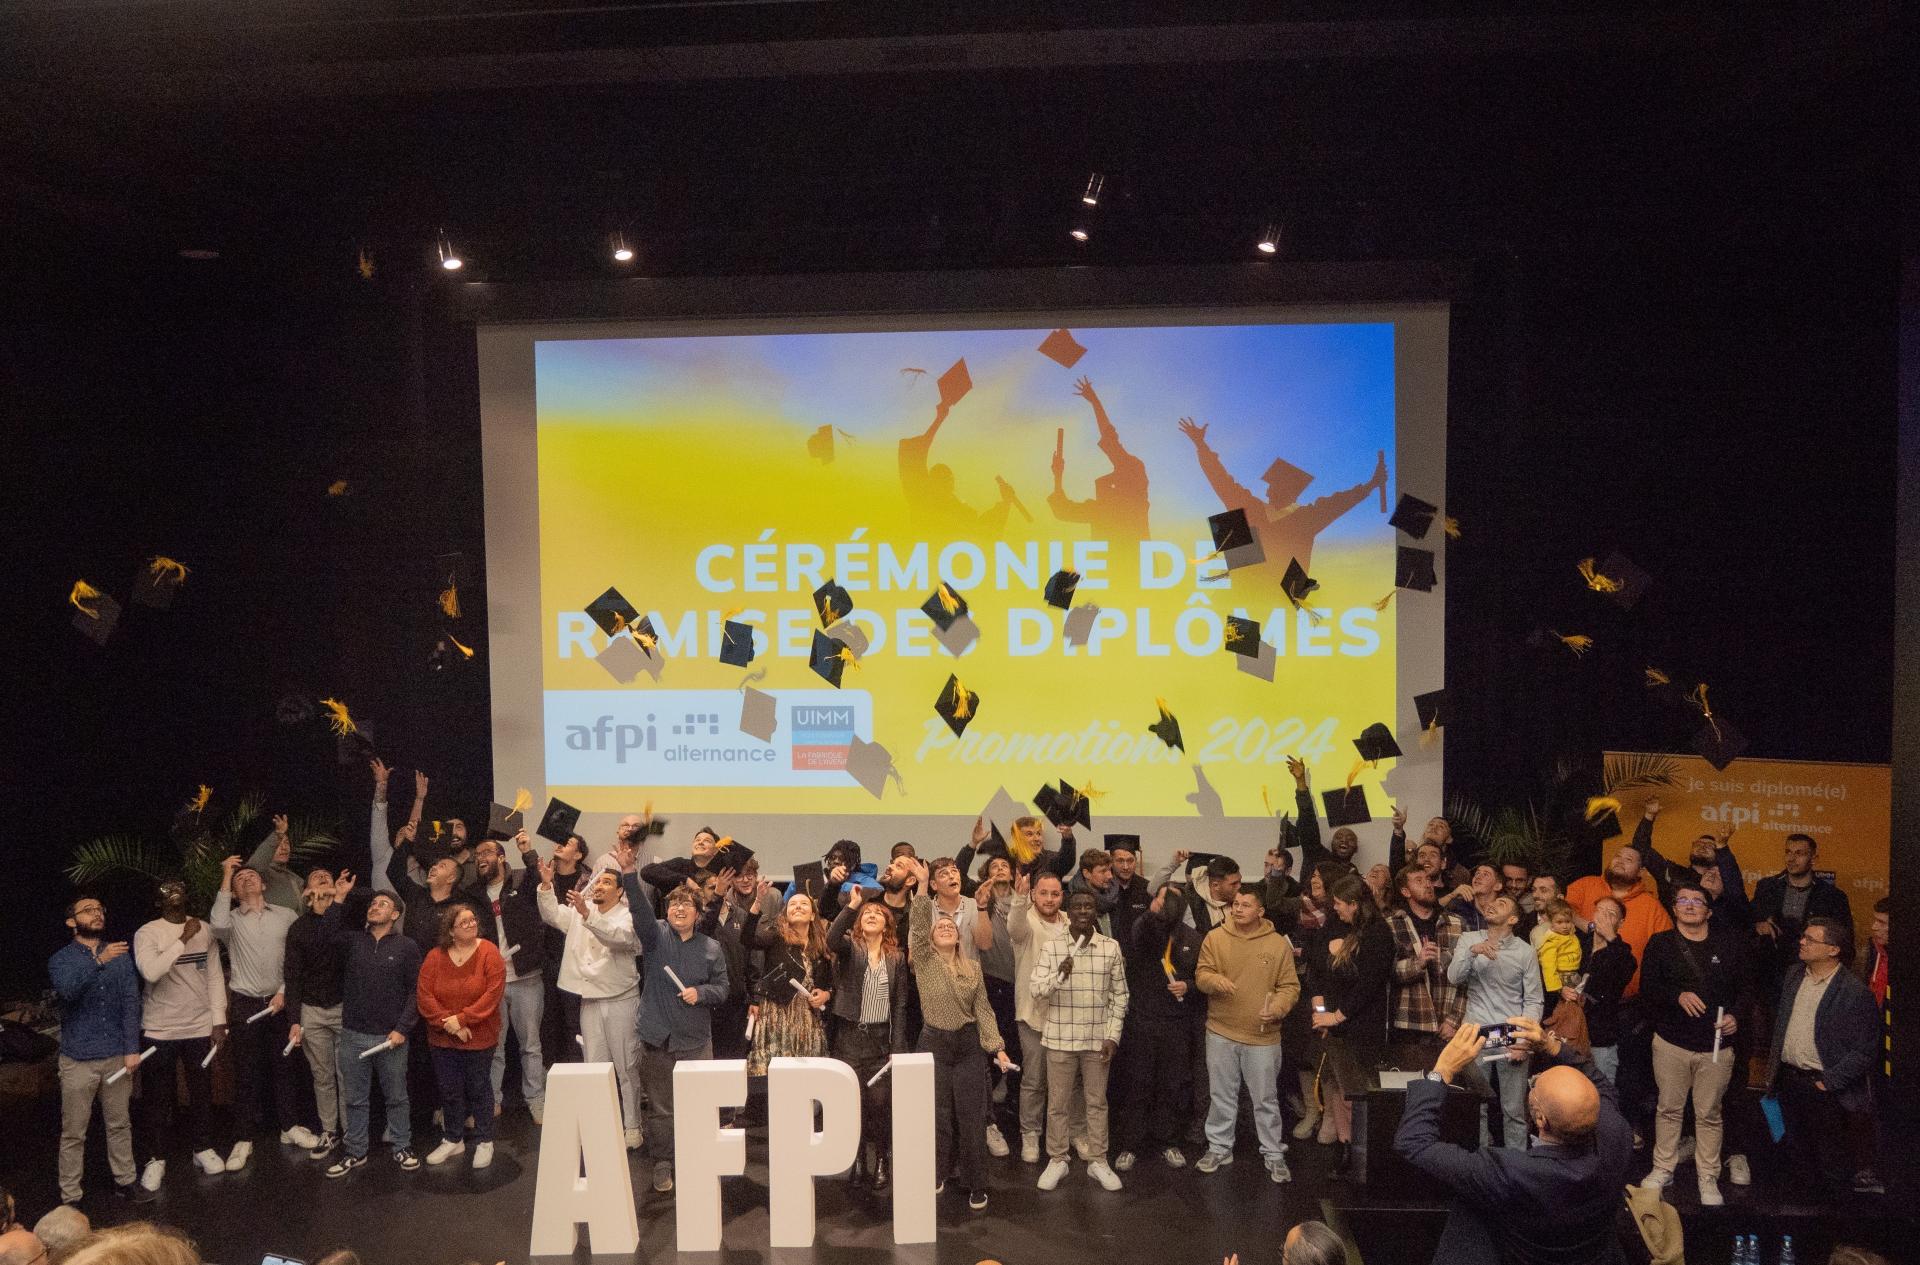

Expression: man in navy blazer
xmin=1395 ymin=1017 xmax=1634 ymax=1265
xmin=1765 ymin=915 xmax=1879 ymax=1197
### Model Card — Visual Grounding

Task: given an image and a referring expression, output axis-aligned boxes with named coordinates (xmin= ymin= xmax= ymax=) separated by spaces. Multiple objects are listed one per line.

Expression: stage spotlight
xmin=1069 ymin=226 xmax=1089 ymax=243
xmin=1081 ymin=172 xmax=1104 ymax=207
xmin=1257 ymin=223 xmax=1281 ymax=255
xmin=437 ymin=234 xmax=463 ymax=271
xmin=611 ymin=232 xmax=634 ymax=263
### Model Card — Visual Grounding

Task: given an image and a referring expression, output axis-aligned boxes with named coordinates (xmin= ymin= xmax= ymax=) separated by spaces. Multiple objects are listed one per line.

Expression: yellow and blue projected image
xmin=535 ymin=320 xmax=1408 ymax=818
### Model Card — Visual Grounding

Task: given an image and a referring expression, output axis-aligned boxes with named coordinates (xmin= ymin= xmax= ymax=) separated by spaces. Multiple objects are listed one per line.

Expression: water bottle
xmin=1779 ymin=1234 xmax=1797 ymax=1265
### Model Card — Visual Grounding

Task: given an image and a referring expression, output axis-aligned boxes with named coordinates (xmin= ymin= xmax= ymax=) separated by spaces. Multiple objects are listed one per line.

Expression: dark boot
xmin=1329 ymin=1142 xmax=1354 ymax=1180
xmin=871 ymin=1151 xmax=890 ymax=1192
xmin=849 ymin=1145 xmax=868 ymax=1186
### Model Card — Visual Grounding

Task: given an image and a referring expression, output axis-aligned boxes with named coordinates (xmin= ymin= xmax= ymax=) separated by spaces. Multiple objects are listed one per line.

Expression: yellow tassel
xmin=1079 ymin=781 xmax=1107 ymax=804
xmin=838 ymin=646 xmax=860 ymax=670
xmin=430 ymin=820 xmax=443 ymax=840
xmin=1576 ymin=557 xmax=1622 ymax=593
xmin=1419 ymin=720 xmax=1440 ymax=750
xmin=1442 ymin=516 xmax=1461 ymax=540
xmin=326 ymin=480 xmax=349 ymax=497
xmin=438 ymin=582 xmax=461 ymax=619
xmin=1585 ymin=795 xmax=1623 ymax=822
xmin=1689 ymin=683 xmax=1722 ymax=741
xmin=319 ymin=697 xmax=357 ymax=736
xmin=356 ymin=248 xmax=375 ymax=280
xmin=1371 ymin=591 xmax=1396 ymax=612
xmin=186 ymin=784 xmax=212 ymax=815
xmin=643 ymin=800 xmax=654 ymax=829
xmin=148 ymin=556 xmax=190 ymax=583
xmin=1552 ymin=631 xmax=1593 ymax=658
xmin=722 ymin=607 xmax=743 ymax=621
xmin=1645 ymin=667 xmax=1670 ymax=687
xmin=937 ymin=583 xmax=960 ymax=615
xmin=512 ymin=788 xmax=532 ymax=815
xmin=69 ymin=581 xmax=102 ymax=618
xmin=1262 ymin=786 xmax=1273 ymax=818
xmin=950 ymin=679 xmax=972 ymax=720
xmin=1162 ymin=936 xmax=1176 ymax=982
xmin=449 ymin=634 xmax=475 ymax=659
xmin=1345 ymin=759 xmax=1364 ymax=790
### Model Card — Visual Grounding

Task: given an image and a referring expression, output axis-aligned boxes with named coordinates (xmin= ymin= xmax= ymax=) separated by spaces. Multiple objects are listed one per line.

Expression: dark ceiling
xmin=0 ymin=1 xmax=1902 ymax=301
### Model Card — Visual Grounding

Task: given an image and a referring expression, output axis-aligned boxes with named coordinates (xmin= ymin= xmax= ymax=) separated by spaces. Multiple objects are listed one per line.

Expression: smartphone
xmin=263 ymin=1254 xmax=306 ymax=1265
xmin=1480 ymin=1022 xmax=1515 ymax=1047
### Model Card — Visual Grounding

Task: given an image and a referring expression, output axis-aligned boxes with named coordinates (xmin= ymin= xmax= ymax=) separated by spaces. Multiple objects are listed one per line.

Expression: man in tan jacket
xmin=1193 ymin=888 xmax=1300 ymax=1181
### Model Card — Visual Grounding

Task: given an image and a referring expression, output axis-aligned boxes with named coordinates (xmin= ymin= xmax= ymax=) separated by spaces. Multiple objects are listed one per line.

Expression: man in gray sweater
xmin=1446 ymin=895 xmax=1544 ymax=1150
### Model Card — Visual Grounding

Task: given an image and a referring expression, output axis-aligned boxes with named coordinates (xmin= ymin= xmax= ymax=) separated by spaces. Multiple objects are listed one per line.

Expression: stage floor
xmin=5 ymin=1088 xmax=1894 ymax=1265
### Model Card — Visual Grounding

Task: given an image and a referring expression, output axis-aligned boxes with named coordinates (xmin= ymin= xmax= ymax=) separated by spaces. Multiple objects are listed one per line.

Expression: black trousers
xmin=833 ymin=1021 xmax=894 ymax=1163
xmin=1777 ymin=1065 xmax=1853 ymax=1195
xmin=541 ymin=953 xmax=582 ymax=1063
xmin=984 ymin=974 xmax=1019 ymax=1121
xmin=140 ymin=1036 xmax=215 ymax=1156
xmin=920 ymin=1023 xmax=988 ymax=1191
xmin=1113 ymin=1011 xmax=1192 ymax=1153
xmin=229 ymin=992 xmax=300 ymax=1133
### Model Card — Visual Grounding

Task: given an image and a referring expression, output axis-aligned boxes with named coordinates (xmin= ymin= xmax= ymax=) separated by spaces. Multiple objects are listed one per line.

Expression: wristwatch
xmin=1423 ymin=1070 xmax=1446 ymax=1083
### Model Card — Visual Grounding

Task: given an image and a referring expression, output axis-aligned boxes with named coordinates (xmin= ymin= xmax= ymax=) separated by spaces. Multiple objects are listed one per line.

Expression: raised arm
xmin=1287 ymin=759 xmax=1329 ymax=869
xmin=616 ymin=869 xmax=658 ymax=952
xmin=908 ymin=890 xmax=934 ymax=965
xmin=1293 ymin=449 xmax=1388 ymax=535
xmin=827 ymin=904 xmax=857 ymax=956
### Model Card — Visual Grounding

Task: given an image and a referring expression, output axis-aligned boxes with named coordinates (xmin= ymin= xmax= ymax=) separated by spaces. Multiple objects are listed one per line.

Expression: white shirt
xmin=1781 ymin=967 xmax=1836 ymax=1072
xmin=210 ymin=892 xmax=296 ymax=998
xmin=486 ymin=879 xmax=517 ymax=983
xmin=537 ymin=885 xmax=639 ymax=1000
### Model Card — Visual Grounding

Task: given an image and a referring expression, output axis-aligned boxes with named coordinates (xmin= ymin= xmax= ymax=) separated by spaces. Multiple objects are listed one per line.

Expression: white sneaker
xmin=472 ymin=1142 xmax=493 ymax=1170
xmin=1162 ymin=1147 xmax=1186 ymax=1168
xmin=1641 ymin=1167 xmax=1673 ymax=1190
xmin=225 ymin=1140 xmax=252 ymax=1171
xmin=281 ymin=1126 xmax=320 ymax=1149
xmin=1036 ymin=1158 xmax=1069 ymax=1191
xmin=1698 ymin=1178 xmax=1723 ymax=1206
xmin=1072 ymin=1135 xmax=1093 ymax=1162
xmin=425 ymin=1139 xmax=466 ymax=1166
xmin=141 ymin=1159 xmax=166 ymax=1191
xmin=529 ymin=1099 xmax=544 ymax=1126
xmin=1194 ymin=1149 xmax=1233 ymax=1174
xmin=985 ymin=1124 xmax=1009 ymax=1157
xmin=1020 ymin=1132 xmax=1041 ymax=1164
xmin=193 ymin=1149 xmax=226 ymax=1175
xmin=1727 ymin=1154 xmax=1751 ymax=1186
xmin=1087 ymin=1160 xmax=1122 ymax=1191
xmin=1291 ymin=1112 xmax=1322 ymax=1140
xmin=624 ymin=1128 xmax=642 ymax=1151
xmin=1113 ymin=1150 xmax=1135 ymax=1172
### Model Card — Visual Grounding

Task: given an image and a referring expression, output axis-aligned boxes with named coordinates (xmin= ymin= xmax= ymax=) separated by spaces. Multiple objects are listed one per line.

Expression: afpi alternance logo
xmin=792 ymin=705 xmax=855 ymax=771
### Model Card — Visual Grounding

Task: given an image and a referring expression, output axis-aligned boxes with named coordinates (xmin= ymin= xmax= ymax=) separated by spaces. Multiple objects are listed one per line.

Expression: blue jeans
xmin=339 ymin=1028 xmax=411 ymax=1159
xmin=1462 ymin=1053 xmax=1531 ymax=1150
xmin=432 ymin=1046 xmax=495 ymax=1144
xmin=489 ymin=976 xmax=547 ymax=1107
xmin=1203 ymin=1031 xmax=1285 ymax=1161
xmin=1592 ymin=1045 xmax=1620 ymax=1088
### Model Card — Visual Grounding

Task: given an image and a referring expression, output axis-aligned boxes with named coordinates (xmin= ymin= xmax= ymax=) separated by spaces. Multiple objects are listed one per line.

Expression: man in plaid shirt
xmin=1385 ymin=864 xmax=1466 ymax=1070
xmin=1030 ymin=891 xmax=1130 ymax=1192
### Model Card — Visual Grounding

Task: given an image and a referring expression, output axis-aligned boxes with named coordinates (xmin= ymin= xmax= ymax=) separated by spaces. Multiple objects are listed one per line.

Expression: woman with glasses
xmin=415 ymin=905 xmax=506 ymax=1169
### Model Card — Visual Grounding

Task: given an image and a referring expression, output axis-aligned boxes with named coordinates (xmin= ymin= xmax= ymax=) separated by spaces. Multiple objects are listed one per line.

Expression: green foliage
xmin=65 ymin=792 xmax=340 ymax=917
xmin=1603 ymin=751 xmax=1682 ymax=795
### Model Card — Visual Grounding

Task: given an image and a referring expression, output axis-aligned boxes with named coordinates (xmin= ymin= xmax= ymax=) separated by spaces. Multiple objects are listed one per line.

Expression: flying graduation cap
xmin=808 ymin=629 xmax=854 ymax=687
xmin=1388 ymin=494 xmax=1440 ymax=539
xmin=1207 ymin=508 xmax=1265 ymax=571
xmin=585 ymin=587 xmax=639 ymax=638
xmin=1413 ymin=688 xmax=1447 ymax=736
xmin=1044 ymin=569 xmax=1080 ymax=610
xmin=132 ymin=556 xmax=189 ymax=610
xmin=1396 ymin=546 xmax=1437 ymax=592
xmin=1352 ymin=722 xmax=1402 ymax=763
xmin=69 ymin=582 xmax=121 ymax=646
xmin=813 ymin=578 xmax=852 ymax=629
xmin=719 ymin=619 xmax=756 ymax=668
xmin=537 ymin=798 xmax=582 ymax=844
xmin=1321 ymin=784 xmax=1372 ymax=828
xmin=1223 ymin=615 xmax=1261 ymax=658
xmin=1281 ymin=559 xmax=1319 ymax=608
xmin=488 ymin=789 xmax=533 ymax=839
xmin=1148 ymin=698 xmax=1184 ymax=752
xmin=934 ymin=674 xmax=979 ymax=737
xmin=921 ymin=581 xmax=969 ymax=632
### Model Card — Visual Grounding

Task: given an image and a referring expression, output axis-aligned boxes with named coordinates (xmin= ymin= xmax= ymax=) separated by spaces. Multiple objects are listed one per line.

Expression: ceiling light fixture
xmin=1081 ymin=173 xmax=1104 ymax=207
xmin=437 ymin=233 xmax=463 ymax=271
xmin=611 ymin=232 xmax=634 ymax=263
xmin=1256 ymin=222 xmax=1281 ymax=255
xmin=1069 ymin=226 xmax=1089 ymax=243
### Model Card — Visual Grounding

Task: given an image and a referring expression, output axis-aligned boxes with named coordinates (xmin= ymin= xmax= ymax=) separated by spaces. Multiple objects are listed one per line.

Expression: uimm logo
xmin=792 ymin=705 xmax=855 ymax=771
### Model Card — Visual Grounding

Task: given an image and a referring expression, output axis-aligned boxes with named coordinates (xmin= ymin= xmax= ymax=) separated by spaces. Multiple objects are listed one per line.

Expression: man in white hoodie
xmin=132 ymin=879 xmax=230 ymax=1190
xmin=536 ymin=860 xmax=643 ymax=1148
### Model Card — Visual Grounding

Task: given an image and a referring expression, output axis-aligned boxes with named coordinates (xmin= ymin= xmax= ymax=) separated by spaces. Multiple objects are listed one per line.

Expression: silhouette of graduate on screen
xmin=1047 ymin=376 xmax=1151 ymax=546
xmin=1176 ymin=415 xmax=1386 ymax=575
xmin=898 ymin=362 xmax=1020 ymax=535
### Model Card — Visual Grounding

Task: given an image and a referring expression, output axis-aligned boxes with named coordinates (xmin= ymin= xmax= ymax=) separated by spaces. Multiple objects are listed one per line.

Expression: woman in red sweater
xmin=416 ymin=905 xmax=506 ymax=1170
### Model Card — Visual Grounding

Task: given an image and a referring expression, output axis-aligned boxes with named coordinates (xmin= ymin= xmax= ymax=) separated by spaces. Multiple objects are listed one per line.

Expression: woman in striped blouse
xmin=904 ymin=858 xmax=1016 ymax=1213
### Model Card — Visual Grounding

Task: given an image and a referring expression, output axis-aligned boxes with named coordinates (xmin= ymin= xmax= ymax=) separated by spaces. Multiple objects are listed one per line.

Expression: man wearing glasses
xmin=1765 ymin=916 xmax=1879 ymax=1199
xmin=1637 ymin=880 xmax=1749 ymax=1205
xmin=48 ymin=897 xmax=149 ymax=1205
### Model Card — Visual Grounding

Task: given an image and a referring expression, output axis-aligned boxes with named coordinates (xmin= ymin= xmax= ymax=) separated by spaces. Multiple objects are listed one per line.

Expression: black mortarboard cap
xmin=1353 ymin=722 xmax=1402 ymax=763
xmin=1322 ymin=785 xmax=1372 ymax=828
xmin=1102 ymin=833 xmax=1141 ymax=853
xmin=1044 ymin=569 xmax=1080 ymax=611
xmin=336 ymin=721 xmax=374 ymax=766
xmin=585 ymin=587 xmax=639 ymax=638
xmin=132 ymin=561 xmax=186 ymax=610
xmin=1396 ymin=546 xmax=1437 ymax=592
xmin=1599 ymin=551 xmax=1652 ymax=611
xmin=1053 ymin=780 xmax=1093 ymax=829
xmin=1692 ymin=720 xmax=1748 ymax=772
xmin=712 ymin=839 xmax=755 ymax=871
xmin=719 ymin=619 xmax=756 ymax=668
xmin=642 ymin=815 xmax=668 ymax=839
xmin=537 ymin=798 xmax=581 ymax=845
xmin=1209 ymin=508 xmax=1266 ymax=570
xmin=71 ymin=592 xmax=122 ymax=646
xmin=813 ymin=579 xmax=852 ymax=628
xmin=791 ymin=861 xmax=827 ymax=905
xmin=1032 ymin=783 xmax=1060 ymax=820
xmin=921 ymin=582 xmax=969 ymax=632
xmin=488 ymin=800 xmax=527 ymax=839
xmin=934 ymin=674 xmax=979 ymax=738
xmin=1224 ymin=615 xmax=1262 ymax=658
xmin=1148 ymin=701 xmax=1184 ymax=752
xmin=808 ymin=629 xmax=848 ymax=687
xmin=1412 ymin=688 xmax=1447 ymax=733
xmin=1389 ymin=494 xmax=1439 ymax=540
xmin=1282 ymin=559 xmax=1318 ymax=606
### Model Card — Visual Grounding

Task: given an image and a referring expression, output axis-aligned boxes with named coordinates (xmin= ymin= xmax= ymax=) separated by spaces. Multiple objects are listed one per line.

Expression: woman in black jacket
xmin=827 ymin=887 xmax=910 ymax=1189
xmin=1574 ymin=894 xmax=1638 ymax=1087
xmin=1308 ymin=873 xmax=1394 ymax=1177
